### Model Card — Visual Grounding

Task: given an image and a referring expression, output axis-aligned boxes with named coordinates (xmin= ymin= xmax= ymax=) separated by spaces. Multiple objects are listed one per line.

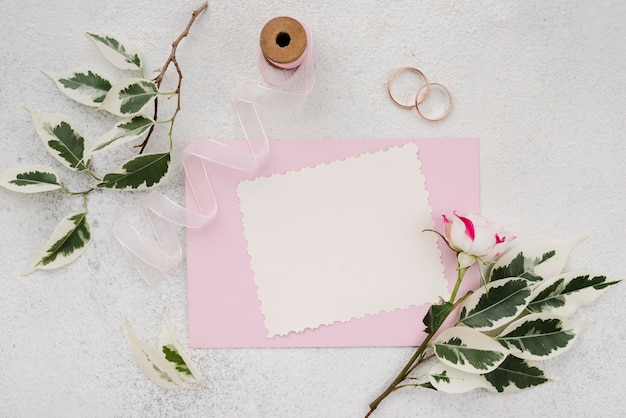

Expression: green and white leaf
xmin=428 ymin=362 xmax=490 ymax=393
xmin=433 ymin=326 xmax=509 ymax=374
xmin=459 ymin=277 xmax=532 ymax=331
xmin=96 ymin=152 xmax=170 ymax=190
xmin=44 ymin=68 xmax=115 ymax=107
xmin=482 ymin=355 xmax=551 ymax=393
xmin=158 ymin=320 xmax=206 ymax=387
xmin=0 ymin=165 xmax=62 ymax=193
xmin=98 ymin=78 xmax=158 ymax=116
xmin=489 ymin=238 xmax=584 ymax=283
xmin=91 ymin=115 xmax=154 ymax=154
xmin=86 ymin=33 xmax=142 ymax=70
xmin=125 ymin=318 xmax=195 ymax=390
xmin=528 ymin=272 xmax=621 ymax=316
xmin=28 ymin=110 xmax=91 ymax=172
xmin=496 ymin=313 xmax=587 ymax=360
xmin=23 ymin=211 xmax=91 ymax=275
xmin=423 ymin=301 xmax=454 ymax=334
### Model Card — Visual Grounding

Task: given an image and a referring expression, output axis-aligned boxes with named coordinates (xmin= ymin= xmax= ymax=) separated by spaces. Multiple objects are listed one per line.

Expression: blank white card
xmin=237 ymin=143 xmax=448 ymax=337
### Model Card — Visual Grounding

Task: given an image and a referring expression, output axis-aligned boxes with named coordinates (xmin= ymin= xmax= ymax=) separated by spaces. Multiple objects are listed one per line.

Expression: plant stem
xmin=365 ymin=334 xmax=435 ymax=417
xmin=82 ymin=192 xmax=89 ymax=213
xmin=86 ymin=168 xmax=102 ymax=182
xmin=449 ymin=266 xmax=467 ymax=303
xmin=138 ymin=1 xmax=208 ymax=154
xmin=365 ymin=262 xmax=469 ymax=417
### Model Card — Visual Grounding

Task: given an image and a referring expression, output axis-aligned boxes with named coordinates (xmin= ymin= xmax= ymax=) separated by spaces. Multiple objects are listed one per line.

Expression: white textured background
xmin=1 ymin=1 xmax=625 ymax=417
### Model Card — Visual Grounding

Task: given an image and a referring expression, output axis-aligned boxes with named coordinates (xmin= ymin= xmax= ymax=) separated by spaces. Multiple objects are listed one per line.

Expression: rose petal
xmin=455 ymin=213 xmax=476 ymax=241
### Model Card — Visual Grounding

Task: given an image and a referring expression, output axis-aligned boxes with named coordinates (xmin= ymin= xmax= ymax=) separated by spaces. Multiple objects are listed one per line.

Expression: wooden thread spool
xmin=259 ymin=16 xmax=307 ymax=69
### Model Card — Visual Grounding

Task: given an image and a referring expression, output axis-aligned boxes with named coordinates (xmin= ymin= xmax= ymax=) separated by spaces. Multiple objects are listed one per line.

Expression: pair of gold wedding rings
xmin=386 ymin=67 xmax=453 ymax=122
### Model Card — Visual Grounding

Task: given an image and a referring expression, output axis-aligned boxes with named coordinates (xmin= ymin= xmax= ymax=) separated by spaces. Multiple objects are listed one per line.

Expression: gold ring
xmin=415 ymin=82 xmax=453 ymax=122
xmin=386 ymin=66 xmax=429 ymax=109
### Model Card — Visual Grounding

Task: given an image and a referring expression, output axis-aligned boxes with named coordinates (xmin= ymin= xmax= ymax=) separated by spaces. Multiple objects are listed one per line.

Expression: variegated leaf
xmin=44 ymin=68 xmax=115 ymax=107
xmin=496 ymin=313 xmax=587 ymax=360
xmin=433 ymin=326 xmax=509 ymax=374
xmin=28 ymin=110 xmax=91 ymax=172
xmin=459 ymin=277 xmax=532 ymax=331
xmin=158 ymin=320 xmax=205 ymax=386
xmin=428 ymin=362 xmax=490 ymax=393
xmin=96 ymin=152 xmax=170 ymax=190
xmin=423 ymin=301 xmax=454 ymax=334
xmin=98 ymin=78 xmax=158 ymax=117
xmin=489 ymin=239 xmax=583 ymax=283
xmin=0 ymin=165 xmax=62 ymax=193
xmin=528 ymin=272 xmax=621 ymax=316
xmin=23 ymin=211 xmax=91 ymax=274
xmin=482 ymin=355 xmax=550 ymax=393
xmin=86 ymin=33 xmax=142 ymax=70
xmin=125 ymin=319 xmax=195 ymax=390
xmin=91 ymin=116 xmax=155 ymax=154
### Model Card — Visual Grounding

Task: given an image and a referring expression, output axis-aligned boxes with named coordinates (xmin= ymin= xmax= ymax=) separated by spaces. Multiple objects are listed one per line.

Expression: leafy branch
xmin=365 ymin=238 xmax=621 ymax=416
xmin=0 ymin=2 xmax=208 ymax=274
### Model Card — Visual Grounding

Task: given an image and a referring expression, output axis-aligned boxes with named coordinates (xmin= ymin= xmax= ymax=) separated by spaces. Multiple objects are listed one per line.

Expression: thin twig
xmin=138 ymin=1 xmax=208 ymax=153
xmin=365 ymin=267 xmax=471 ymax=417
xmin=403 ymin=353 xmax=435 ymax=380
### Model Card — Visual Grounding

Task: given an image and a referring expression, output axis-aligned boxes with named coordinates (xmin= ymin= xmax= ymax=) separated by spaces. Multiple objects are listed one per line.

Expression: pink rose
xmin=442 ymin=212 xmax=515 ymax=268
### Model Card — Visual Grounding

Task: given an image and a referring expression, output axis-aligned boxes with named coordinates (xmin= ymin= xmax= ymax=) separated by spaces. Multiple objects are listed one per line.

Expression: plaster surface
xmin=1 ymin=1 xmax=625 ymax=417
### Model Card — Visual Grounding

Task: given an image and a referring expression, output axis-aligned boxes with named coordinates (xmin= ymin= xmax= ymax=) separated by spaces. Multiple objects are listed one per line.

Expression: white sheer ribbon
xmin=113 ymin=23 xmax=314 ymax=285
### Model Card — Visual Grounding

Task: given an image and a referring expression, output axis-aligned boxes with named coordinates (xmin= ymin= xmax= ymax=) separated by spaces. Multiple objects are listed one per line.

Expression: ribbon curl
xmin=113 ymin=23 xmax=315 ymax=285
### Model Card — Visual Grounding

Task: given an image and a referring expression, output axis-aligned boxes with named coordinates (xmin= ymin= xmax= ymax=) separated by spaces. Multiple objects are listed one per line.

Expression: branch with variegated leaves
xmin=365 ymin=213 xmax=621 ymax=417
xmin=0 ymin=2 xmax=208 ymax=274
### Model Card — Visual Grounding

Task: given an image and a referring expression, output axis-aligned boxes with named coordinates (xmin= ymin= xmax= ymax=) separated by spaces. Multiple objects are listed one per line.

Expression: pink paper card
xmin=186 ymin=138 xmax=479 ymax=348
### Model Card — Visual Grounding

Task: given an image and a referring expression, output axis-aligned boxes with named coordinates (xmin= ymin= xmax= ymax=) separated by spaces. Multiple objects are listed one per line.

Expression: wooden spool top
xmin=259 ymin=16 xmax=307 ymax=66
